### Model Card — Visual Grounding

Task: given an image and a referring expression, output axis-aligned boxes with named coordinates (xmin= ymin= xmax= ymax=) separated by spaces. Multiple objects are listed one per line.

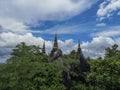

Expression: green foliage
xmin=0 ymin=42 xmax=76 ymax=90
xmin=32 ymin=62 xmax=66 ymax=90
xmin=87 ymin=52 xmax=120 ymax=90
xmin=11 ymin=42 xmax=42 ymax=56
xmin=68 ymin=50 xmax=76 ymax=59
xmin=0 ymin=42 xmax=120 ymax=90
xmin=105 ymin=44 xmax=119 ymax=57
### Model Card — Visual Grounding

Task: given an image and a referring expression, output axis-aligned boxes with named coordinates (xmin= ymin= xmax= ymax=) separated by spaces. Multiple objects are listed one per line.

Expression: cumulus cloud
xmin=97 ymin=0 xmax=120 ymax=20
xmin=0 ymin=32 xmax=74 ymax=63
xmin=0 ymin=17 xmax=30 ymax=34
xmin=58 ymin=39 xmax=75 ymax=53
xmin=1 ymin=32 xmax=120 ymax=63
xmin=71 ymin=36 xmax=120 ymax=58
xmin=81 ymin=36 xmax=116 ymax=58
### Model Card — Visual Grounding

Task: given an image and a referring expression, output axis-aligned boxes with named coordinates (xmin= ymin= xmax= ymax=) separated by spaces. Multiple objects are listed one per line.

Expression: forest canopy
xmin=0 ymin=42 xmax=120 ymax=90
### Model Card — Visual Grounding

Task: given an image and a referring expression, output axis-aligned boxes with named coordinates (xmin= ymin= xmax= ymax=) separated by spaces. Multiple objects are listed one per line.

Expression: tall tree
xmin=105 ymin=44 xmax=119 ymax=57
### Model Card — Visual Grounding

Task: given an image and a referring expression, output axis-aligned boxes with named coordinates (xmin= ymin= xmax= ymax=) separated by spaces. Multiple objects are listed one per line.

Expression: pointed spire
xmin=50 ymin=33 xmax=63 ymax=61
xmin=78 ymin=40 xmax=80 ymax=48
xmin=77 ymin=40 xmax=81 ymax=53
xmin=53 ymin=33 xmax=58 ymax=49
xmin=76 ymin=40 xmax=82 ymax=59
xmin=42 ymin=41 xmax=46 ymax=54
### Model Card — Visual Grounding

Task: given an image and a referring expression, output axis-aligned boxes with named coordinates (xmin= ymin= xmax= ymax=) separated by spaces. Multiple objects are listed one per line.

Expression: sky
xmin=0 ymin=0 xmax=120 ymax=63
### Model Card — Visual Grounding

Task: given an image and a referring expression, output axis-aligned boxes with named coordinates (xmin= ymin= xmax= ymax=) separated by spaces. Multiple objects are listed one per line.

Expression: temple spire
xmin=53 ymin=33 xmax=58 ymax=49
xmin=50 ymin=34 xmax=62 ymax=61
xmin=42 ymin=41 xmax=46 ymax=55
xmin=77 ymin=40 xmax=82 ymax=54
xmin=76 ymin=40 xmax=82 ymax=59
xmin=77 ymin=40 xmax=90 ymax=72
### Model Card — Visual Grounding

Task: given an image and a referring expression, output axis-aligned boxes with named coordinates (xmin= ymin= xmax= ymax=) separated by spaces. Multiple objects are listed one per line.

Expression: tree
xmin=105 ymin=44 xmax=119 ymax=57
xmin=87 ymin=51 xmax=120 ymax=90
xmin=0 ymin=42 xmax=120 ymax=90
xmin=68 ymin=50 xmax=76 ymax=59
xmin=11 ymin=42 xmax=42 ymax=58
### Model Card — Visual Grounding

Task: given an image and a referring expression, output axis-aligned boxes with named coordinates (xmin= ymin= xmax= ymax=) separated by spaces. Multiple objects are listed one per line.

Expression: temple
xmin=76 ymin=40 xmax=86 ymax=62
xmin=41 ymin=34 xmax=89 ymax=70
xmin=76 ymin=40 xmax=82 ymax=59
xmin=76 ymin=40 xmax=90 ymax=72
xmin=42 ymin=41 xmax=46 ymax=55
xmin=50 ymin=34 xmax=62 ymax=61
xmin=53 ymin=33 xmax=58 ymax=50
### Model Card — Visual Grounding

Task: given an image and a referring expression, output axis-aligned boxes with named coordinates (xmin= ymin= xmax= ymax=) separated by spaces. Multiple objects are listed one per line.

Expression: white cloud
xmin=1 ymin=0 xmax=120 ymax=63
xmin=0 ymin=17 xmax=30 ymax=34
xmin=0 ymin=32 xmax=74 ymax=63
xmin=115 ymin=38 xmax=120 ymax=49
xmin=81 ymin=36 xmax=116 ymax=58
xmin=92 ymin=26 xmax=120 ymax=37
xmin=0 ymin=0 xmax=97 ymax=23
xmin=58 ymin=39 xmax=75 ymax=54
xmin=96 ymin=23 xmax=106 ymax=27
xmin=0 ymin=0 xmax=97 ymax=34
xmin=97 ymin=0 xmax=120 ymax=20
xmin=72 ymin=36 xmax=120 ymax=58
xmin=0 ymin=32 xmax=52 ymax=51
xmin=1 ymin=32 xmax=120 ymax=63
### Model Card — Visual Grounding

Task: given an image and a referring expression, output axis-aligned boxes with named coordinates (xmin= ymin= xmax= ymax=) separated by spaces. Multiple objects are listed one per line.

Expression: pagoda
xmin=76 ymin=40 xmax=90 ymax=72
xmin=42 ymin=41 xmax=46 ymax=55
xmin=50 ymin=34 xmax=62 ymax=61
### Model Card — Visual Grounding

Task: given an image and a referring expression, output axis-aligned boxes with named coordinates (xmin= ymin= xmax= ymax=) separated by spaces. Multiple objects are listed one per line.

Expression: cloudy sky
xmin=0 ymin=0 xmax=120 ymax=63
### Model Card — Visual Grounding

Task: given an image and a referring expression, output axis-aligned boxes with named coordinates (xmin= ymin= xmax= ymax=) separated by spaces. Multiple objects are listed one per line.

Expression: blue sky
xmin=0 ymin=0 xmax=120 ymax=63
xmin=31 ymin=1 xmax=101 ymax=41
